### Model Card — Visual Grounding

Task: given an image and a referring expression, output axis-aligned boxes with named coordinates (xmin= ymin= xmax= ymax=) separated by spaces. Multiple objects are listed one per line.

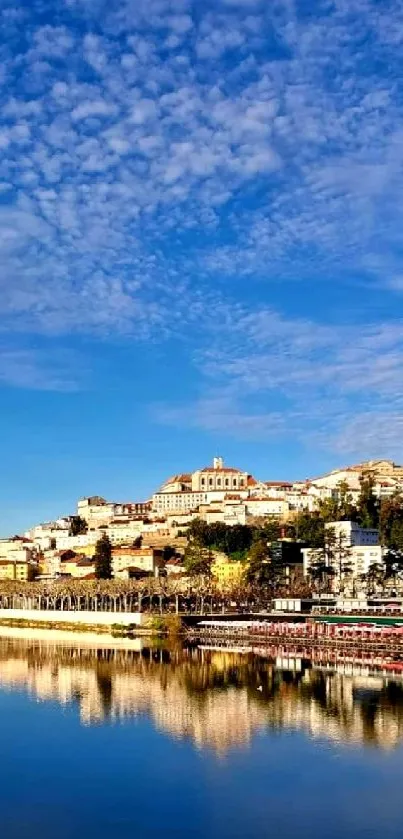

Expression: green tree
xmin=94 ymin=533 xmax=113 ymax=579
xmin=184 ymin=539 xmax=213 ymax=576
xmin=325 ymin=527 xmax=353 ymax=592
xmin=356 ymin=475 xmax=379 ymax=529
xmin=246 ymin=539 xmax=274 ymax=588
xmin=292 ymin=512 xmax=325 ymax=547
xmin=69 ymin=515 xmax=88 ymax=536
xmin=379 ymin=495 xmax=403 ymax=556
xmin=308 ymin=552 xmax=335 ymax=593
xmin=335 ymin=480 xmax=356 ymax=519
xmin=384 ymin=548 xmax=403 ymax=580
xmin=187 ymin=518 xmax=211 ymax=545
xmin=363 ymin=562 xmax=386 ymax=594
xmin=255 ymin=518 xmax=281 ymax=544
xmin=307 ymin=529 xmax=341 ymax=593
xmin=186 ymin=519 xmax=256 ymax=558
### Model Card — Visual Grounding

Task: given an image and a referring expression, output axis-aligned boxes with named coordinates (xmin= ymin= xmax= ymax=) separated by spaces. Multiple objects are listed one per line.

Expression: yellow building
xmin=77 ymin=544 xmax=96 ymax=557
xmin=0 ymin=560 xmax=36 ymax=581
xmin=60 ymin=556 xmax=96 ymax=578
xmin=211 ymin=556 xmax=247 ymax=590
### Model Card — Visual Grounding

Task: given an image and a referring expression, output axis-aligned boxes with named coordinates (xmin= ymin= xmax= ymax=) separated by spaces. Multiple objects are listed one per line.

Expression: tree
xmin=184 ymin=539 xmax=213 ymax=576
xmin=291 ymin=512 xmax=325 ymax=547
xmin=246 ymin=539 xmax=274 ymax=588
xmin=364 ymin=562 xmax=386 ymax=594
xmin=384 ymin=548 xmax=403 ymax=580
xmin=69 ymin=516 xmax=88 ymax=536
xmin=316 ymin=481 xmax=356 ymax=522
xmin=255 ymin=518 xmax=281 ymax=544
xmin=94 ymin=534 xmax=113 ymax=579
xmin=356 ymin=475 xmax=379 ymax=529
xmin=379 ymin=494 xmax=403 ymax=554
xmin=308 ymin=551 xmax=335 ymax=593
xmin=335 ymin=480 xmax=356 ymax=519
xmin=325 ymin=528 xmax=353 ymax=592
xmin=307 ymin=529 xmax=341 ymax=593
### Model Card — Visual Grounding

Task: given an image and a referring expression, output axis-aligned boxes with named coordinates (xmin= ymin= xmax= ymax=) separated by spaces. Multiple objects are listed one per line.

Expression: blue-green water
xmin=1 ymin=636 xmax=403 ymax=839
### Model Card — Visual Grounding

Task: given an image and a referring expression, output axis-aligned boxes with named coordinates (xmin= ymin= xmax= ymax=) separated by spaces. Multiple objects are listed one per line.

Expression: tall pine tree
xmin=94 ymin=533 xmax=113 ymax=579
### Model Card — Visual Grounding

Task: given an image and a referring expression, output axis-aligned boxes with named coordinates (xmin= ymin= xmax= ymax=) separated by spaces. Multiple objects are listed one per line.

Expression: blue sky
xmin=1 ymin=0 xmax=403 ymax=533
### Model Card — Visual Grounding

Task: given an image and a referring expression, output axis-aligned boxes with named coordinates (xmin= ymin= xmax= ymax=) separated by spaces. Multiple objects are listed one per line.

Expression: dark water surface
xmin=1 ymin=635 xmax=403 ymax=839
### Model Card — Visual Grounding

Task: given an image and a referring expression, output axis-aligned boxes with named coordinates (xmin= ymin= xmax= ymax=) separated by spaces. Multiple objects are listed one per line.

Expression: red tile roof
xmin=164 ymin=473 xmax=192 ymax=484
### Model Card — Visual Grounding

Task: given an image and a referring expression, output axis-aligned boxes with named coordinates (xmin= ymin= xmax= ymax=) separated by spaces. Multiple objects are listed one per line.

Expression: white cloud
xmin=0 ymin=0 xmax=402 ymax=469
xmin=156 ymin=304 xmax=403 ymax=456
xmin=71 ymin=99 xmax=116 ymax=121
xmin=0 ymin=347 xmax=83 ymax=391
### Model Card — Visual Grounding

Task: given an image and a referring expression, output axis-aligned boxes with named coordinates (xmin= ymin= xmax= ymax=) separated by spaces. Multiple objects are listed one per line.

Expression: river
xmin=0 ymin=633 xmax=403 ymax=838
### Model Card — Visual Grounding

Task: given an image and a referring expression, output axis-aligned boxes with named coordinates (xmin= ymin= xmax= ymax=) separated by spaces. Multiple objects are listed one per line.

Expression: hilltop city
xmin=1 ymin=456 xmax=403 ymax=595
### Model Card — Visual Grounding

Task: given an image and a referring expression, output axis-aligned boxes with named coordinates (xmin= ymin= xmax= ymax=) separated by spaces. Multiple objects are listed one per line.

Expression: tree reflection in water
xmin=0 ymin=637 xmax=403 ymax=752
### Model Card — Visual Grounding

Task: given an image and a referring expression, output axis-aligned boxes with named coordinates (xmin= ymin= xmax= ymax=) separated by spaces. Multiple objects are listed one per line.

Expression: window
xmin=209 ymin=478 xmax=213 ymax=486
xmin=217 ymin=478 xmax=221 ymax=486
xmin=225 ymin=479 xmax=229 ymax=487
xmin=201 ymin=478 xmax=205 ymax=486
xmin=233 ymin=479 xmax=237 ymax=487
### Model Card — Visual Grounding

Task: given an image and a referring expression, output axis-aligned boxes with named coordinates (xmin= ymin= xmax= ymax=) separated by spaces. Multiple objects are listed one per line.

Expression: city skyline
xmin=2 ymin=0 xmax=403 ymax=533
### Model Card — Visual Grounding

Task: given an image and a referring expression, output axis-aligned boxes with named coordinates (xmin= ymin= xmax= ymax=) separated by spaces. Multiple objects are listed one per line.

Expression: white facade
xmin=105 ymin=520 xmax=144 ymax=545
xmin=51 ymin=533 xmax=95 ymax=551
xmin=302 ymin=544 xmax=384 ymax=580
xmin=201 ymin=503 xmax=247 ymax=526
xmin=245 ymin=498 xmax=289 ymax=518
xmin=77 ymin=497 xmax=115 ymax=526
xmin=325 ymin=520 xmax=379 ymax=547
xmin=191 ymin=460 xmax=248 ymax=493
xmin=152 ymin=491 xmax=205 ymax=514
xmin=0 ymin=538 xmax=36 ymax=562
xmin=311 ymin=469 xmax=363 ymax=491
xmin=302 ymin=521 xmax=383 ymax=584
xmin=285 ymin=487 xmax=318 ymax=512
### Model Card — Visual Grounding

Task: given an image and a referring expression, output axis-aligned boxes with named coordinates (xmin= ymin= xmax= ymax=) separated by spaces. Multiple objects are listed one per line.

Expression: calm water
xmin=1 ymin=635 xmax=403 ymax=838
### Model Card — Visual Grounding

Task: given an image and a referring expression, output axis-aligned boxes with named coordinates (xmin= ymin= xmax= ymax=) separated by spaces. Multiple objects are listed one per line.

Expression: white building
xmin=326 ymin=520 xmax=379 ymax=547
xmin=0 ymin=537 xmax=36 ymax=563
xmin=105 ymin=519 xmax=144 ymax=545
xmin=51 ymin=532 xmax=95 ymax=551
xmin=245 ymin=497 xmax=289 ymax=519
xmin=302 ymin=520 xmax=385 ymax=585
xmin=152 ymin=490 xmax=205 ymax=515
xmin=191 ymin=457 xmax=249 ymax=493
xmin=152 ymin=457 xmax=253 ymax=515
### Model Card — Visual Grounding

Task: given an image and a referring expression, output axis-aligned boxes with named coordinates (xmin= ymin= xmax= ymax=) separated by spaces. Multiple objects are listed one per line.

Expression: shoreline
xmin=0 ymin=617 xmax=155 ymax=639
xmin=0 ymin=622 xmax=152 ymax=647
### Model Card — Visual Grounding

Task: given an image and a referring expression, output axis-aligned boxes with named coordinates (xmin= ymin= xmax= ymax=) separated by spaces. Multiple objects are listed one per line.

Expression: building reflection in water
xmin=0 ymin=637 xmax=403 ymax=753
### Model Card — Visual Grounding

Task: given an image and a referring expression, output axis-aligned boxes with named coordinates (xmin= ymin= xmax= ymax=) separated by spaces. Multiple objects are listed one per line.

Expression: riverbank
xmin=0 ymin=623 xmax=148 ymax=647
xmin=0 ymin=610 xmax=185 ymax=639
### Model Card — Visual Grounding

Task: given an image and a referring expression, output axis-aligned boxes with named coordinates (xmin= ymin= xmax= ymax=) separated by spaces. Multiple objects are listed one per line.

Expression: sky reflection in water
xmin=0 ymin=636 xmax=403 ymax=839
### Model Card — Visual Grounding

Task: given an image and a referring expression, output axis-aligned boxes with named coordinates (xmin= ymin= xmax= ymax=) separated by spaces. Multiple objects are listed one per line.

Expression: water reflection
xmin=1 ymin=636 xmax=403 ymax=752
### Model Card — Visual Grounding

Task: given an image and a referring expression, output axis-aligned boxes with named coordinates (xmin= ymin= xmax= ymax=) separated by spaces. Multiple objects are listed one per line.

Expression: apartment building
xmin=302 ymin=520 xmax=385 ymax=584
xmin=112 ymin=547 xmax=164 ymax=578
